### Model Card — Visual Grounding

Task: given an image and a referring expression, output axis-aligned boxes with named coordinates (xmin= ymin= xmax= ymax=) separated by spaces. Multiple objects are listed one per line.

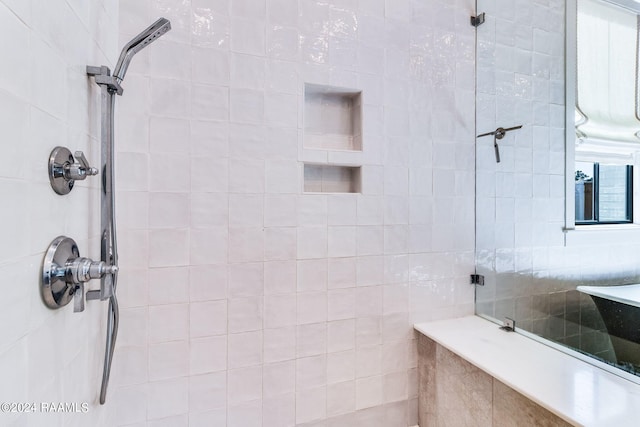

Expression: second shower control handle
xmin=65 ymin=151 xmax=99 ymax=181
xmin=48 ymin=146 xmax=99 ymax=195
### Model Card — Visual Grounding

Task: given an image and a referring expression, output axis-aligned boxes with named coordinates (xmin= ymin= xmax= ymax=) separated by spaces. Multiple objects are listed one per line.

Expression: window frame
xmin=565 ymin=0 xmax=640 ymax=233
xmin=575 ymin=162 xmax=634 ymax=225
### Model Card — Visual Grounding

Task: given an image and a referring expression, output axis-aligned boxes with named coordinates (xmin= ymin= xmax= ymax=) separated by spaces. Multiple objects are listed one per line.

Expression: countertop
xmin=414 ymin=316 xmax=640 ymax=427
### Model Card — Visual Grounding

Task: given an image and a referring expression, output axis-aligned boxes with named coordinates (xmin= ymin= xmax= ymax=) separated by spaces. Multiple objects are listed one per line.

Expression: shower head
xmin=113 ymin=17 xmax=171 ymax=82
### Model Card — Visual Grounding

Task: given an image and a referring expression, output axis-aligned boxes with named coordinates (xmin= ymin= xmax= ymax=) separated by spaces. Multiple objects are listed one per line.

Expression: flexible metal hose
xmin=99 ymin=92 xmax=119 ymax=405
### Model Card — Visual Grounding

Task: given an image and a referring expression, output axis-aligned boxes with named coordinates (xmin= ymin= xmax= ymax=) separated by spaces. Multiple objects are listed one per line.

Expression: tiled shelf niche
xmin=303 ymin=164 xmax=361 ymax=193
xmin=304 ymin=83 xmax=363 ymax=151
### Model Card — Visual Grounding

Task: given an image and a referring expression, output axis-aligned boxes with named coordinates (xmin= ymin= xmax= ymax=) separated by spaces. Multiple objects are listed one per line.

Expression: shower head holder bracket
xmin=86 ymin=66 xmax=123 ymax=95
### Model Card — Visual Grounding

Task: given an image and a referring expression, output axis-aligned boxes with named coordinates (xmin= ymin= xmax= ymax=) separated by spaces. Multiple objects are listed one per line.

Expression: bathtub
xmin=577 ymin=284 xmax=640 ymax=366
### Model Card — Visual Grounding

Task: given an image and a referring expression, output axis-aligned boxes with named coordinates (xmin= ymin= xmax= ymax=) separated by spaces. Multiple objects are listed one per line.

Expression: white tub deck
xmin=414 ymin=316 xmax=640 ymax=427
xmin=577 ymin=284 xmax=640 ymax=308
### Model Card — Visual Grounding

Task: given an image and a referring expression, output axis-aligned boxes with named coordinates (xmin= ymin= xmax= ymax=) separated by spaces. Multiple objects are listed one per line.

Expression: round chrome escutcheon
xmin=48 ymin=146 xmax=74 ymax=195
xmin=41 ymin=236 xmax=80 ymax=309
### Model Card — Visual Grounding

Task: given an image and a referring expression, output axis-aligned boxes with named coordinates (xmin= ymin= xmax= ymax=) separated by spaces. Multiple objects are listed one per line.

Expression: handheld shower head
xmin=113 ymin=17 xmax=171 ymax=82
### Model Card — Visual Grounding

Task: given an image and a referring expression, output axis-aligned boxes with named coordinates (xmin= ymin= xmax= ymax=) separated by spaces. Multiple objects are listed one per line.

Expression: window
xmin=565 ymin=0 xmax=639 ymax=229
xmin=575 ymin=162 xmax=633 ymax=224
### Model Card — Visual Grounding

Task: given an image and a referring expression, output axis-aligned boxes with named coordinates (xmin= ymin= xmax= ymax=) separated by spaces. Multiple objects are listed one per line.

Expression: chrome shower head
xmin=113 ymin=17 xmax=171 ymax=82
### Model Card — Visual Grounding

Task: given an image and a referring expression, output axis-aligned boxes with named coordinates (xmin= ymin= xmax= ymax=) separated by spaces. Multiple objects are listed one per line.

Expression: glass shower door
xmin=473 ymin=0 xmax=568 ymax=334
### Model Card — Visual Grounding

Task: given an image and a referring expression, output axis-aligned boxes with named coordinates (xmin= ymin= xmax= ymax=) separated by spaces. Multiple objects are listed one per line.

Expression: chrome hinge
xmin=499 ymin=317 xmax=515 ymax=332
xmin=470 ymin=13 xmax=485 ymax=27
xmin=470 ymin=274 xmax=485 ymax=286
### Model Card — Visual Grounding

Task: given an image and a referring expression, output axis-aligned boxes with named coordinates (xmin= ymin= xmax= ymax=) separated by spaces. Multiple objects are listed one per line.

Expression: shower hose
xmin=99 ymin=91 xmax=119 ymax=405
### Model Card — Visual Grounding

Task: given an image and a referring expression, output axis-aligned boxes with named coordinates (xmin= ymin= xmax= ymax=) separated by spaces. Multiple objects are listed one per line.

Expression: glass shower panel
xmin=475 ymin=0 xmax=640 ymax=379
xmin=474 ymin=0 xmax=568 ymax=333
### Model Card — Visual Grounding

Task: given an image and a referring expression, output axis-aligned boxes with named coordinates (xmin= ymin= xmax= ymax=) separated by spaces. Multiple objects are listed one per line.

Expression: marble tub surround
xmin=417 ymin=336 xmax=571 ymax=427
xmin=415 ymin=316 xmax=640 ymax=427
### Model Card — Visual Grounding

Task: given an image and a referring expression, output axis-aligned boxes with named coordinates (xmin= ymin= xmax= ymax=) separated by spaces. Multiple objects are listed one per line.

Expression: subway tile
xmin=264 ymin=227 xmax=297 ymax=260
xmin=327 ymin=380 xmax=356 ymax=417
xmin=147 ymin=378 xmax=189 ymax=420
xmin=230 ymin=52 xmax=266 ymax=89
xmin=265 ymin=294 xmax=297 ymax=328
xmin=297 ymin=259 xmax=328 ymax=292
xmin=328 ymin=289 xmax=356 ymax=321
xmin=297 ymin=291 xmax=328 ymax=324
xmin=189 ymin=300 xmax=227 ymax=337
xmin=192 ymin=84 xmax=230 ymax=121
xmin=263 ymin=394 xmax=296 ymax=427
xmin=227 ymin=400 xmax=262 ymax=427
xmin=229 ymin=194 xmax=264 ymax=227
xmin=189 ymin=264 xmax=228 ymax=302
xmin=328 ymin=257 xmax=357 ymax=289
xmin=264 ymin=260 xmax=297 ymax=295
xmin=327 ymin=350 xmax=355 ymax=384
xmin=190 ymin=335 xmax=227 ymax=375
xmin=356 ymin=376 xmax=383 ymax=410
xmin=228 ymin=227 xmax=265 ymax=262
xmin=192 ymin=47 xmax=230 ymax=86
xmin=296 ymin=354 xmax=327 ymax=390
xmin=327 ymin=319 xmax=356 ymax=353
xmin=228 ymin=331 xmax=263 ymax=368
xmin=296 ymin=323 xmax=327 ymax=357
xmin=227 ymin=365 xmax=262 ymax=404
xmin=189 ymin=372 xmax=227 ymax=412
xmin=150 ymin=152 xmax=190 ymax=192
xmin=191 ymin=120 xmax=229 ymax=156
xmin=189 ymin=408 xmax=227 ymax=427
xmin=229 ymin=159 xmax=265 ymax=193
xmin=190 ymin=227 xmax=229 ymax=265
xmin=263 ymin=360 xmax=295 ymax=397
xmin=297 ymin=227 xmax=328 ymax=259
xmin=328 ymin=226 xmax=357 ymax=257
xmin=228 ymin=297 xmax=263 ymax=333
xmin=149 ymin=341 xmax=189 ymax=381
xmin=264 ymin=326 xmax=296 ymax=363
xmin=191 ymin=156 xmax=229 ymax=193
xmin=228 ymin=262 xmax=264 ymax=297
xmin=264 ymin=195 xmax=298 ymax=226
xmin=149 ymin=304 xmax=189 ymax=343
xmin=296 ymin=386 xmax=326 ymax=424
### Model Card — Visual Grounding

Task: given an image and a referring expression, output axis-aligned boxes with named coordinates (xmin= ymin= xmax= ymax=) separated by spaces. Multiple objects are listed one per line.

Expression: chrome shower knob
xmin=41 ymin=236 xmax=118 ymax=312
xmin=48 ymin=146 xmax=99 ymax=195
xmin=67 ymin=257 xmax=118 ymax=284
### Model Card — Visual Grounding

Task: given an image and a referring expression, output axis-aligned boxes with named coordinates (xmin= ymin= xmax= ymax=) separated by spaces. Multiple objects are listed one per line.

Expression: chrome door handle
xmin=476 ymin=125 xmax=523 ymax=163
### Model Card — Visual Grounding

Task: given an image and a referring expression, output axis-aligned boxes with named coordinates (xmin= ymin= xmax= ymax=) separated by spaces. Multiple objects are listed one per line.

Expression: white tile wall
xmin=0 ymin=0 xmax=119 ymax=425
xmin=0 ymin=0 xmax=476 ymax=425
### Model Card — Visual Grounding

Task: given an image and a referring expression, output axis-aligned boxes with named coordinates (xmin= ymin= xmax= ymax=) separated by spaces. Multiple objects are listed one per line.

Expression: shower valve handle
xmin=42 ymin=236 xmax=119 ymax=313
xmin=48 ymin=147 xmax=99 ymax=195
xmin=66 ymin=151 xmax=99 ymax=181
xmin=65 ymin=258 xmax=117 ymax=313
xmin=66 ymin=257 xmax=118 ymax=284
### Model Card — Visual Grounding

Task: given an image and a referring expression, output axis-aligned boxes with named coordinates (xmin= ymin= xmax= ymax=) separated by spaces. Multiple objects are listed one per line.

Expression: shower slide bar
xmin=86 ymin=16 xmax=171 ymax=405
xmin=41 ymin=17 xmax=171 ymax=405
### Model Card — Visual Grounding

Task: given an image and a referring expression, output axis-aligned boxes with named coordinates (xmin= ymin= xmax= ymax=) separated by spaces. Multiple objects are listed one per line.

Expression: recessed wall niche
xmin=303 ymin=164 xmax=361 ymax=193
xmin=304 ymin=83 xmax=363 ymax=151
